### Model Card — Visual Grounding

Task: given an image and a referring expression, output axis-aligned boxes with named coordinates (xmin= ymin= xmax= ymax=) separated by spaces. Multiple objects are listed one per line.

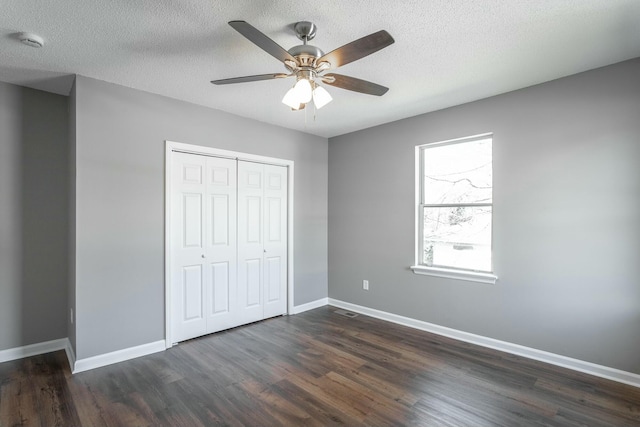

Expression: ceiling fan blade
xmin=211 ymin=73 xmax=288 ymax=85
xmin=229 ymin=21 xmax=296 ymax=64
xmin=322 ymin=73 xmax=389 ymax=96
xmin=317 ymin=30 xmax=394 ymax=69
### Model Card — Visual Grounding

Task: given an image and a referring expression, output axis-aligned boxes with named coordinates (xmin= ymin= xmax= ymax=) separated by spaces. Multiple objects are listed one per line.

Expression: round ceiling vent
xmin=18 ymin=32 xmax=44 ymax=48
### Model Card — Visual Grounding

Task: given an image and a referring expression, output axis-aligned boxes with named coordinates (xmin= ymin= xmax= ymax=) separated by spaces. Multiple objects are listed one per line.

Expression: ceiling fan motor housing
xmin=295 ymin=69 xmax=316 ymax=83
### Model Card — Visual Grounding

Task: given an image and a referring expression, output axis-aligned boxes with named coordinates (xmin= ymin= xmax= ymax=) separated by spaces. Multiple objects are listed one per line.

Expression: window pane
xmin=422 ymin=138 xmax=492 ymax=205
xmin=422 ymin=206 xmax=492 ymax=272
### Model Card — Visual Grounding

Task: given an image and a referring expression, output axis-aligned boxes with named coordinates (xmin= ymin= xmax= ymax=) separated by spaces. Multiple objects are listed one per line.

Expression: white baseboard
xmin=0 ymin=338 xmax=69 ymax=363
xmin=328 ymin=298 xmax=640 ymax=389
xmin=73 ymin=340 xmax=166 ymax=374
xmin=65 ymin=339 xmax=76 ymax=372
xmin=292 ymin=297 xmax=329 ymax=314
xmin=5 ymin=302 xmax=639 ymax=388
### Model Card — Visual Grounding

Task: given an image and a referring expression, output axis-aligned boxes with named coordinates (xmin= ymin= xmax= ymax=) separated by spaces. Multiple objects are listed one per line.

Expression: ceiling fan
xmin=211 ymin=21 xmax=394 ymax=110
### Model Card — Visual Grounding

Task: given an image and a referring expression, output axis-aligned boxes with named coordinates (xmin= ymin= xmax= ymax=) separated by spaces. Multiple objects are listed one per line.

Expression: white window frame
xmin=410 ymin=133 xmax=497 ymax=284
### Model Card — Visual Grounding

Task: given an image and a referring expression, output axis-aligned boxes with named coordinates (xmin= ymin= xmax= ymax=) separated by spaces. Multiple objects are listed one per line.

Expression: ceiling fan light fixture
xmin=214 ymin=21 xmax=394 ymax=114
xmin=312 ymin=85 xmax=332 ymax=109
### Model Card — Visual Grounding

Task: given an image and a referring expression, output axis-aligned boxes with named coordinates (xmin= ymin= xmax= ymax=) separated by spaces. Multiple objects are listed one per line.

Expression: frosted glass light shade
xmin=312 ymin=86 xmax=332 ymax=109
xmin=293 ymin=78 xmax=313 ymax=103
xmin=282 ymin=87 xmax=300 ymax=109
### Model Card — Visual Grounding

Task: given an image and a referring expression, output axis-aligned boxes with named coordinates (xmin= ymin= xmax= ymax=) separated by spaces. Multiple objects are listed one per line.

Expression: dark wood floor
xmin=1 ymin=306 xmax=639 ymax=426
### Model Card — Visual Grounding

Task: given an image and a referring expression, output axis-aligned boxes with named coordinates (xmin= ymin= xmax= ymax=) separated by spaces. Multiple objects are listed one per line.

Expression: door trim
xmin=164 ymin=140 xmax=295 ymax=348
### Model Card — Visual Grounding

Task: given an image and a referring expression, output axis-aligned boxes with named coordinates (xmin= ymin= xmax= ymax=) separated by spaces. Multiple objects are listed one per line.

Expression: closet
xmin=169 ymin=150 xmax=288 ymax=343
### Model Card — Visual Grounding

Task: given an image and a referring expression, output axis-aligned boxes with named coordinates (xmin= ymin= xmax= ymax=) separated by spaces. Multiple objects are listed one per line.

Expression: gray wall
xmin=328 ymin=58 xmax=640 ymax=374
xmin=0 ymin=81 xmax=69 ymax=351
xmin=73 ymin=76 xmax=328 ymax=359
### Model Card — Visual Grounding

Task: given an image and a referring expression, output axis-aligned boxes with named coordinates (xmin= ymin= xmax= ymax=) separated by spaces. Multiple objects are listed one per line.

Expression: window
xmin=411 ymin=134 xmax=497 ymax=284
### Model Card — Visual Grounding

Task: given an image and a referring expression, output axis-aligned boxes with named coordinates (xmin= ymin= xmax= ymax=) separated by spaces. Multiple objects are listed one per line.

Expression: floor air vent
xmin=334 ymin=309 xmax=359 ymax=318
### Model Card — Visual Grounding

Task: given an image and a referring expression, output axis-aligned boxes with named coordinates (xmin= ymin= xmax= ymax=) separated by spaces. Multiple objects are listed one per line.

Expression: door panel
xmin=265 ymin=256 xmax=282 ymax=302
xmin=183 ymin=163 xmax=203 ymax=183
xmin=182 ymin=265 xmax=204 ymax=320
xmin=210 ymin=261 xmax=229 ymax=314
xmin=210 ymin=195 xmax=229 ymax=246
xmin=183 ymin=194 xmax=203 ymax=247
xmin=245 ymin=197 xmax=262 ymax=243
xmin=266 ymin=198 xmax=281 ymax=242
xmin=245 ymin=258 xmax=262 ymax=307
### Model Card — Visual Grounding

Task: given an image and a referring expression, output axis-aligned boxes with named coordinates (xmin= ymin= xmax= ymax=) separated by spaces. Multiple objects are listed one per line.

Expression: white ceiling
xmin=2 ymin=0 xmax=639 ymax=138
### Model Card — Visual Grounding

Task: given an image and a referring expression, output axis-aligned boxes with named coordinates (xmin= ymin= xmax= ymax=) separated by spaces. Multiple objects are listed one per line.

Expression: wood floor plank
xmin=237 ymin=378 xmax=317 ymax=426
xmin=1 ymin=368 xmax=34 ymax=427
xmin=271 ymin=378 xmax=362 ymax=426
xmin=1 ymin=305 xmax=639 ymax=426
xmin=1 ymin=358 xmax=42 ymax=427
xmin=324 ymin=370 xmax=413 ymax=424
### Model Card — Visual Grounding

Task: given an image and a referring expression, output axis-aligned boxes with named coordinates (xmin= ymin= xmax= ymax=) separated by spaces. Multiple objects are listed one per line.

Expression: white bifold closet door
xmin=171 ymin=152 xmax=287 ymax=343
xmin=237 ymin=161 xmax=288 ymax=324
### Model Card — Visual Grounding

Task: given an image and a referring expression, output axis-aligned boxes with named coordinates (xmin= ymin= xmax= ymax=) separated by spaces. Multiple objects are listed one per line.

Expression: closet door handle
xmin=201 ymin=254 xmax=206 ymax=258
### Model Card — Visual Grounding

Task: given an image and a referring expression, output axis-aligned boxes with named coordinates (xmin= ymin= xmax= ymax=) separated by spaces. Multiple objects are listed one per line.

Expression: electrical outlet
xmin=70 ymin=308 xmax=74 ymax=324
xmin=363 ymin=280 xmax=369 ymax=291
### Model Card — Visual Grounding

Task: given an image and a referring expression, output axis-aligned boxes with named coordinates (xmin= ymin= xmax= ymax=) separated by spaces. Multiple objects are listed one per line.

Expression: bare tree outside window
xmin=419 ymin=136 xmax=493 ymax=272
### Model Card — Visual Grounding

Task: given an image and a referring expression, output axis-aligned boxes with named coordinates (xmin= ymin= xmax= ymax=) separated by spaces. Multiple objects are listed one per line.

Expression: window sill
xmin=410 ymin=265 xmax=497 ymax=284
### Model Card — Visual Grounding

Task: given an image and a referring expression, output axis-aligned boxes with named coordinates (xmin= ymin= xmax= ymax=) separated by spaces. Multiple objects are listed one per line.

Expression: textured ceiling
xmin=2 ymin=0 xmax=639 ymax=138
